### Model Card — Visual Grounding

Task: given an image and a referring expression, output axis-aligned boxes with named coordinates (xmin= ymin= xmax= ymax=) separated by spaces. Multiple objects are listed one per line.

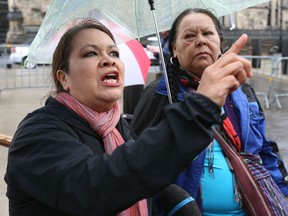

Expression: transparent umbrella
xmin=27 ymin=0 xmax=271 ymax=100
xmin=27 ymin=0 xmax=271 ymax=64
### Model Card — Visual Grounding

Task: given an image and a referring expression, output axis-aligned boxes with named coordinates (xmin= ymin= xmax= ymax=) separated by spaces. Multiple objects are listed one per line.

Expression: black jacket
xmin=5 ymin=95 xmax=221 ymax=216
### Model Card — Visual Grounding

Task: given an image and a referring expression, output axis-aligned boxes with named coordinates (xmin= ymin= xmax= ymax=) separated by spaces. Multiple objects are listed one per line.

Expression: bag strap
xmin=221 ymin=113 xmax=241 ymax=152
xmin=213 ymin=126 xmax=273 ymax=216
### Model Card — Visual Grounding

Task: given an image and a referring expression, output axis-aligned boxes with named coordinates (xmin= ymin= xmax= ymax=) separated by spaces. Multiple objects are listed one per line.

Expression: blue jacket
xmin=230 ymin=84 xmax=288 ymax=195
xmin=132 ymin=75 xmax=288 ymax=208
xmin=172 ymin=78 xmax=288 ymax=197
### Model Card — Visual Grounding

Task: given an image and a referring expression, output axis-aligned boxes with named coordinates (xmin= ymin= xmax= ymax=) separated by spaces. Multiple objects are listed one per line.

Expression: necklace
xmin=207 ymin=141 xmax=214 ymax=177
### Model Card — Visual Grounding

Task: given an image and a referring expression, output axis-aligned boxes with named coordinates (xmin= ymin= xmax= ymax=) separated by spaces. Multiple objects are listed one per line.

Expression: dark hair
xmin=51 ymin=19 xmax=116 ymax=93
xmin=169 ymin=8 xmax=224 ymax=54
xmin=167 ymin=8 xmax=224 ymax=103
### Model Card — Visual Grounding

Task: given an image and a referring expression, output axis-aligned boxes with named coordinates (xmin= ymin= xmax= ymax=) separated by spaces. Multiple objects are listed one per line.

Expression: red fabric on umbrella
xmin=119 ymin=39 xmax=151 ymax=86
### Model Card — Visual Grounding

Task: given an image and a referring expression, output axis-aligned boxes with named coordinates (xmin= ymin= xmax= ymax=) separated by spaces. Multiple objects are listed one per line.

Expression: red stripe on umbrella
xmin=126 ymin=39 xmax=151 ymax=82
xmin=119 ymin=39 xmax=151 ymax=86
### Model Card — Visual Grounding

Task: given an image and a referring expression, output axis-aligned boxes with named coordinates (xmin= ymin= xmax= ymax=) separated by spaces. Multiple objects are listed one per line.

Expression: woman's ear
xmin=172 ymin=43 xmax=177 ymax=58
xmin=56 ymin=70 xmax=69 ymax=91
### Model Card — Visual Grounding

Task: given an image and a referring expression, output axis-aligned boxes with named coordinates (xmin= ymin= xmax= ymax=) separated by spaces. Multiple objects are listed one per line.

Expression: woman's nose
xmin=196 ymin=35 xmax=207 ymax=46
xmin=100 ymin=55 xmax=115 ymax=67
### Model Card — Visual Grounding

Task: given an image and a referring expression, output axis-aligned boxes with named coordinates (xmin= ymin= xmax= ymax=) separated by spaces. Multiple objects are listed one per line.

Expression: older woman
xmin=132 ymin=8 xmax=288 ymax=215
xmin=4 ymin=19 xmax=250 ymax=216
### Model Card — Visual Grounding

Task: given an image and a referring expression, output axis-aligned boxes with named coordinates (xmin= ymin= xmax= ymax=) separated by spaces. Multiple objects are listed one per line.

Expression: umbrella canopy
xmin=119 ymin=39 xmax=151 ymax=86
xmin=27 ymin=0 xmax=271 ymax=65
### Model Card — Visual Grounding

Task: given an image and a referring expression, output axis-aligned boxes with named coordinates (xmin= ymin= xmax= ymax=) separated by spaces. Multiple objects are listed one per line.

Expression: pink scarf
xmin=56 ymin=92 xmax=148 ymax=216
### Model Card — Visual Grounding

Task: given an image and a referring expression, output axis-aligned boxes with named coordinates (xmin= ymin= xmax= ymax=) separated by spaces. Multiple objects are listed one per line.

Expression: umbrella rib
xmin=46 ymin=0 xmax=68 ymax=40
xmin=135 ymin=0 xmax=140 ymax=39
xmin=198 ymin=0 xmax=228 ymax=16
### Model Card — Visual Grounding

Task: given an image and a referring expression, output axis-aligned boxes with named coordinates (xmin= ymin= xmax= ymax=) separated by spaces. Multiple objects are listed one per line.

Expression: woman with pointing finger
xmin=132 ymin=8 xmax=288 ymax=215
xmin=4 ymin=19 xmax=250 ymax=216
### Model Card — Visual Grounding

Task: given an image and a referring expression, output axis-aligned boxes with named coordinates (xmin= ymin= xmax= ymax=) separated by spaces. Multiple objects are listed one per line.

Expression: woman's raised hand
xmin=197 ymin=34 xmax=252 ymax=107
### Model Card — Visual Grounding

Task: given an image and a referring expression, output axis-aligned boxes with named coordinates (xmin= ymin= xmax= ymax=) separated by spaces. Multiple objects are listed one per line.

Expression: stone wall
xmin=19 ymin=0 xmax=51 ymax=26
xmin=237 ymin=8 xmax=269 ymax=30
xmin=7 ymin=0 xmax=51 ymax=37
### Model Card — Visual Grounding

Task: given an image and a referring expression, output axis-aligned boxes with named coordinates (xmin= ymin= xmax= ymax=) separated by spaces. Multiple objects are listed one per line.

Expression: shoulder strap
xmin=213 ymin=126 xmax=273 ymax=216
xmin=241 ymin=83 xmax=264 ymax=112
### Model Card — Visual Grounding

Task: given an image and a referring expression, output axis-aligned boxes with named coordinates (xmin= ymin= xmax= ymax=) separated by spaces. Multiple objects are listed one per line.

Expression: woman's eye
xmin=86 ymin=51 xmax=97 ymax=57
xmin=110 ymin=51 xmax=119 ymax=58
xmin=204 ymin=31 xmax=213 ymax=36
xmin=185 ymin=34 xmax=195 ymax=39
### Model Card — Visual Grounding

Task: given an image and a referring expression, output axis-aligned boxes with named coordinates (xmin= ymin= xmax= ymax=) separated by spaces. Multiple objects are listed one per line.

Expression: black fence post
xmin=281 ymin=39 xmax=288 ymax=74
xmin=252 ymin=39 xmax=261 ymax=68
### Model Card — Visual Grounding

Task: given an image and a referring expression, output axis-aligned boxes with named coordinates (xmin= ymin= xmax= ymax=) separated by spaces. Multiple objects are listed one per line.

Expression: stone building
xmin=221 ymin=0 xmax=288 ymax=55
xmin=1 ymin=0 xmax=288 ymax=55
xmin=0 ymin=0 xmax=10 ymax=42
xmin=4 ymin=0 xmax=51 ymax=43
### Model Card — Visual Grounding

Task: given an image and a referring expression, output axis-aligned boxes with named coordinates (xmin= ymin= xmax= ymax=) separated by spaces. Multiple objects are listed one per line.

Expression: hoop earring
xmin=170 ymin=56 xmax=178 ymax=66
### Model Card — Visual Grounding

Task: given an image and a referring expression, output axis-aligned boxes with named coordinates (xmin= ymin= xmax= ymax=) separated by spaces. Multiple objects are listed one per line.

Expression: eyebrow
xmin=80 ymin=44 xmax=118 ymax=52
xmin=184 ymin=25 xmax=214 ymax=31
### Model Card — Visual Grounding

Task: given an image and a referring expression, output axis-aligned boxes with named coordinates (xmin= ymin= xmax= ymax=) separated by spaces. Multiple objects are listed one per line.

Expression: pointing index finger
xmin=224 ymin=34 xmax=248 ymax=55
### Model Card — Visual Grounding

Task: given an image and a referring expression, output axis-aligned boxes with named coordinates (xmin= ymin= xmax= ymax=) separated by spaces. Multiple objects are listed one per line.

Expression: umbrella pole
xmin=148 ymin=1 xmax=173 ymax=104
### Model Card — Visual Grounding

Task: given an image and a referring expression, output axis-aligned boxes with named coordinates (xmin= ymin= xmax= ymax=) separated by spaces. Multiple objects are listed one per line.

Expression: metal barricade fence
xmin=270 ymin=57 xmax=288 ymax=109
xmin=241 ymin=55 xmax=274 ymax=109
xmin=0 ymin=44 xmax=12 ymax=69
xmin=0 ymin=64 xmax=52 ymax=98
xmin=1 ymin=55 xmax=287 ymax=110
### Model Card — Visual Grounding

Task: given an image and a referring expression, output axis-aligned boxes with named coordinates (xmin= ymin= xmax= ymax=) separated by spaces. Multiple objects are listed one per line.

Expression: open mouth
xmin=101 ymin=72 xmax=119 ymax=84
